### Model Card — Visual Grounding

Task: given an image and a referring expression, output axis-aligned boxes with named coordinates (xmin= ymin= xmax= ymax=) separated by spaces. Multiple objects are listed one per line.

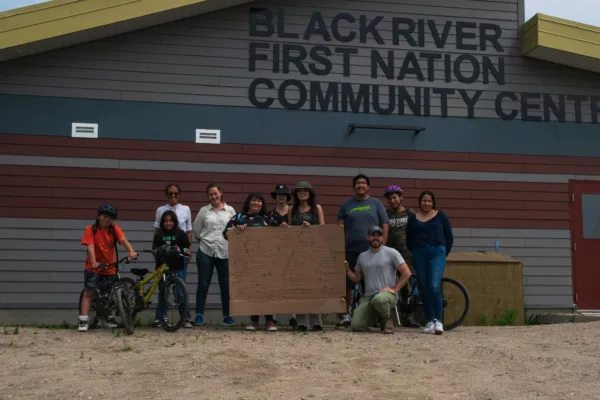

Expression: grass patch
xmin=477 ymin=308 xmax=520 ymax=326
xmin=496 ymin=309 xmax=519 ymax=326
xmin=2 ymin=325 xmax=20 ymax=334
xmin=134 ymin=316 xmax=154 ymax=328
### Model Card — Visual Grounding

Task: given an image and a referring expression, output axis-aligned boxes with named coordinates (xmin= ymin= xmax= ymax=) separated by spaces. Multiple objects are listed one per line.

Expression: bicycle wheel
xmin=115 ymin=287 xmax=135 ymax=335
xmin=78 ymin=290 xmax=100 ymax=329
xmin=110 ymin=278 xmax=135 ymax=327
xmin=441 ymin=277 xmax=471 ymax=331
xmin=158 ymin=276 xmax=188 ymax=332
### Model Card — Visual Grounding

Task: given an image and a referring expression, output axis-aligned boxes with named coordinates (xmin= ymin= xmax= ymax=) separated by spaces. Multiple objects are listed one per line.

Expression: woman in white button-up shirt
xmin=192 ymin=183 xmax=236 ymax=326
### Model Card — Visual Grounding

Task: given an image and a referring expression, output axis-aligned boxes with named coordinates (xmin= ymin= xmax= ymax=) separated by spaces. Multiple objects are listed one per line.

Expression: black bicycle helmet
xmin=155 ymin=244 xmax=181 ymax=266
xmin=97 ymin=204 xmax=118 ymax=219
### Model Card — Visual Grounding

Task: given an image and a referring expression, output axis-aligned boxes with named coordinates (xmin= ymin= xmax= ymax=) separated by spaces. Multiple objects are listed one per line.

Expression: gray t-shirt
xmin=337 ymin=197 xmax=389 ymax=252
xmin=355 ymin=246 xmax=405 ymax=297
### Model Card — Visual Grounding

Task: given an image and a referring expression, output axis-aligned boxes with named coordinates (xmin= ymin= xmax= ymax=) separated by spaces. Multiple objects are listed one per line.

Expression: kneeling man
xmin=346 ymin=225 xmax=412 ymax=334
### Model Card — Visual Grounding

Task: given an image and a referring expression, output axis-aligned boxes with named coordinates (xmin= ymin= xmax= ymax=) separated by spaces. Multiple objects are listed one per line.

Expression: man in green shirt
xmin=384 ymin=184 xmax=420 ymax=328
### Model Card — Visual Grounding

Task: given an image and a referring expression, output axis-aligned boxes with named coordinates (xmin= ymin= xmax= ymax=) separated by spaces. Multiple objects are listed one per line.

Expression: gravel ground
xmin=1 ymin=322 xmax=599 ymax=400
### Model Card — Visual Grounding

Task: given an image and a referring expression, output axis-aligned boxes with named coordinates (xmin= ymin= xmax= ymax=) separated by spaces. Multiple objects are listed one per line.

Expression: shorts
xmin=345 ymin=250 xmax=362 ymax=290
xmin=84 ymin=269 xmax=117 ymax=292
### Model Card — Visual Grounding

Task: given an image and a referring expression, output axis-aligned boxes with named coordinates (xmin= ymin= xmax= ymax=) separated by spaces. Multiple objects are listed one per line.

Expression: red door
xmin=570 ymin=181 xmax=600 ymax=310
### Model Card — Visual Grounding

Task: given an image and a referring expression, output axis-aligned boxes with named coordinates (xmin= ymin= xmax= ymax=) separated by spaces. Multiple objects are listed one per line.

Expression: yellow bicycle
xmin=115 ymin=245 xmax=189 ymax=335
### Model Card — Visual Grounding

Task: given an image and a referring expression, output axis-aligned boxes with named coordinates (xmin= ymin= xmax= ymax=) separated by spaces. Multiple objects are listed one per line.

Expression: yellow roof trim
xmin=522 ymin=13 xmax=600 ymax=74
xmin=0 ymin=0 xmax=254 ymax=61
xmin=0 ymin=0 xmax=210 ymax=50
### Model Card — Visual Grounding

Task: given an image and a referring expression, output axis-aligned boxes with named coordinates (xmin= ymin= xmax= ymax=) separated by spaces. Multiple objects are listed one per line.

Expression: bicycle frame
xmin=130 ymin=263 xmax=170 ymax=309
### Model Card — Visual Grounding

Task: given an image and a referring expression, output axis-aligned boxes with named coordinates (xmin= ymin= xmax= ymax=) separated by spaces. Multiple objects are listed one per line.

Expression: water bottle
xmin=494 ymin=240 xmax=500 ymax=253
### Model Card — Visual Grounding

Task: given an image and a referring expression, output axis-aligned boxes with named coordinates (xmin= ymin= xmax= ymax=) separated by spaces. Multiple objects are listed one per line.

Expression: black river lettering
xmin=245 ymin=8 xmax=600 ymax=124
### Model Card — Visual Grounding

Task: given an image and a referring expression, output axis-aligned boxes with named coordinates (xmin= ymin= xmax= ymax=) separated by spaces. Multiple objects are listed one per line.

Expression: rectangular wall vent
xmin=72 ymin=122 xmax=98 ymax=138
xmin=195 ymin=129 xmax=221 ymax=144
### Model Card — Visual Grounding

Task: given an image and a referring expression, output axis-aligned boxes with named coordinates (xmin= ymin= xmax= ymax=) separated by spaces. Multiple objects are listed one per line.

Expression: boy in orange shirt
xmin=79 ymin=204 xmax=137 ymax=332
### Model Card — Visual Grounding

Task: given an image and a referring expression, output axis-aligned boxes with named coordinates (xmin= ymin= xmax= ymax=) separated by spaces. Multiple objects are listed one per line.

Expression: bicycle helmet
xmin=384 ymin=185 xmax=403 ymax=197
xmin=97 ymin=204 xmax=118 ymax=219
xmin=155 ymin=244 xmax=181 ymax=267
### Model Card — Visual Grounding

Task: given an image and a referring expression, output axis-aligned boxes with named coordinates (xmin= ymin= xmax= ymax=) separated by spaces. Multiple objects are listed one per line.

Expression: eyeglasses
xmin=167 ymin=192 xmax=180 ymax=197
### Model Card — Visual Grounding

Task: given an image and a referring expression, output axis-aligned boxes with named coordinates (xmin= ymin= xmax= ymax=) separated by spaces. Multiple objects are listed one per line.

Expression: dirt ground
xmin=1 ymin=321 xmax=599 ymax=400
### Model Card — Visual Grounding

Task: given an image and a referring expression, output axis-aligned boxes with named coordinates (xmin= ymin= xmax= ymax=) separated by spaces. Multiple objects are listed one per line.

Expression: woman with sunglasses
xmin=153 ymin=183 xmax=193 ymax=328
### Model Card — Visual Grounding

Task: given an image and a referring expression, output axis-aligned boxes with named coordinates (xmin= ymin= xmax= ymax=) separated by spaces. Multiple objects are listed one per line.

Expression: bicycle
xmin=115 ymin=245 xmax=190 ymax=335
xmin=345 ymin=274 xmax=470 ymax=331
xmin=395 ymin=274 xmax=471 ymax=331
xmin=77 ymin=257 xmax=135 ymax=329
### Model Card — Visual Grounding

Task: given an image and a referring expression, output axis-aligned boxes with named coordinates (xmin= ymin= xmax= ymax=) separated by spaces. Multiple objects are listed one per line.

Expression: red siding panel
xmin=0 ymin=165 xmax=570 ymax=230
xmin=2 ymin=133 xmax=600 ymax=176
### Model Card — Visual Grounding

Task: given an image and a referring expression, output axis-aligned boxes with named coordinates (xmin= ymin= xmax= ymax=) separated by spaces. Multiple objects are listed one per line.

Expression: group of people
xmin=77 ymin=174 xmax=454 ymax=336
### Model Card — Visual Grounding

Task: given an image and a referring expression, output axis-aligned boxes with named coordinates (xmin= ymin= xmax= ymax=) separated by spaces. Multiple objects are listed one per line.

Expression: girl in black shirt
xmin=152 ymin=210 xmax=191 ymax=326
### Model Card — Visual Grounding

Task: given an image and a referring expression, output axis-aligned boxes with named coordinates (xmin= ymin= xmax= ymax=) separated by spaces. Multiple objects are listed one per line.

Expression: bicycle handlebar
xmin=91 ymin=256 xmax=137 ymax=272
xmin=141 ymin=248 xmax=191 ymax=260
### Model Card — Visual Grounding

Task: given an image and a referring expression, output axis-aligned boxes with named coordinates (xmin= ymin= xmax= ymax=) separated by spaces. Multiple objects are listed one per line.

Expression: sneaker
xmin=266 ymin=320 xmax=278 ymax=332
xmin=152 ymin=319 xmax=161 ymax=328
xmin=245 ymin=321 xmax=258 ymax=331
xmin=423 ymin=321 xmax=435 ymax=334
xmin=336 ymin=314 xmax=351 ymax=327
xmin=193 ymin=314 xmax=204 ymax=326
xmin=107 ymin=321 xmax=119 ymax=329
xmin=183 ymin=321 xmax=193 ymax=328
xmin=223 ymin=316 xmax=235 ymax=325
xmin=78 ymin=317 xmax=89 ymax=332
xmin=107 ymin=316 xmax=119 ymax=329
xmin=434 ymin=320 xmax=444 ymax=335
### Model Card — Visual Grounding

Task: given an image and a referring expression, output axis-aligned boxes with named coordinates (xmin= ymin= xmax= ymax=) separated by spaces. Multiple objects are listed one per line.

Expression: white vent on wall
xmin=195 ymin=129 xmax=221 ymax=144
xmin=71 ymin=122 xmax=98 ymax=138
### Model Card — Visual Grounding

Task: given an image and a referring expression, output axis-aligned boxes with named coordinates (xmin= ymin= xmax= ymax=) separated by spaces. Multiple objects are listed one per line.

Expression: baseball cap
xmin=368 ymin=225 xmax=383 ymax=235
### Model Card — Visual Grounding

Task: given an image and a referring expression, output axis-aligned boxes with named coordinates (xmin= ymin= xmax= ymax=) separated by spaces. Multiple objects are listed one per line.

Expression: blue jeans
xmin=411 ymin=245 xmax=446 ymax=323
xmin=155 ymin=259 xmax=188 ymax=320
xmin=195 ymin=250 xmax=230 ymax=317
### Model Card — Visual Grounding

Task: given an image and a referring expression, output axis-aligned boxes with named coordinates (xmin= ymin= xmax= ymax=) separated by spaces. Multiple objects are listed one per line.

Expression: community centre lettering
xmin=246 ymin=8 xmax=600 ymax=124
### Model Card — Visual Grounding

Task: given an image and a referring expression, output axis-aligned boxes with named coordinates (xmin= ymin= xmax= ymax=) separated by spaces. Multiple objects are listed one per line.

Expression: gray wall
xmin=0 ymin=0 xmax=598 ymax=123
xmin=0 ymin=217 xmax=573 ymax=312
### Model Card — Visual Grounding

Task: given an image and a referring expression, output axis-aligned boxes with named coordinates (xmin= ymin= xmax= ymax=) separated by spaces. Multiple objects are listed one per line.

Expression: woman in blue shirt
xmin=406 ymin=190 xmax=453 ymax=336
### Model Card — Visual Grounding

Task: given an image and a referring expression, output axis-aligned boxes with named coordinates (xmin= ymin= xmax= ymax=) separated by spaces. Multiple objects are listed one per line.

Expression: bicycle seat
xmin=130 ymin=268 xmax=149 ymax=277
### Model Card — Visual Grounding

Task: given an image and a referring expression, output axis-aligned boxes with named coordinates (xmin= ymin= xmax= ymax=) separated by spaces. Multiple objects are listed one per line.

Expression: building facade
xmin=1 ymin=0 xmax=599 ymax=320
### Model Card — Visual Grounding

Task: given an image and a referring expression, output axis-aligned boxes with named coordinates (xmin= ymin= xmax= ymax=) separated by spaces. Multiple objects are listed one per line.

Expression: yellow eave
xmin=0 ymin=0 xmax=254 ymax=61
xmin=522 ymin=13 xmax=600 ymax=74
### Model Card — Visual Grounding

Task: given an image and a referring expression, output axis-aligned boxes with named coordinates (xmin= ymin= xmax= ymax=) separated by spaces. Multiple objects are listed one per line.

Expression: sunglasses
xmin=167 ymin=192 xmax=180 ymax=197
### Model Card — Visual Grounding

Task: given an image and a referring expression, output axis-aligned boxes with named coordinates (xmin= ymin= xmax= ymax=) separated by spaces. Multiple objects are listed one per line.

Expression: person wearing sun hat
xmin=287 ymin=181 xmax=325 ymax=331
xmin=268 ymin=184 xmax=291 ymax=226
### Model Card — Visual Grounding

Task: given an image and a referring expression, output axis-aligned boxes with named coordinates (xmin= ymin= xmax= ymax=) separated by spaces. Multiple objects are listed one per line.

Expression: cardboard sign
xmin=228 ymin=224 xmax=347 ymax=316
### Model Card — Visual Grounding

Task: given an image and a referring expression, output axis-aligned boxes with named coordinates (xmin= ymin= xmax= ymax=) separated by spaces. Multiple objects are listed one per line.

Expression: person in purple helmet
xmin=384 ymin=184 xmax=420 ymax=328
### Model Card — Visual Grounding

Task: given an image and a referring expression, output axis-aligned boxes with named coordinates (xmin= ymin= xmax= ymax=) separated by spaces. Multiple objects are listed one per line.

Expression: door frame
xmin=568 ymin=179 xmax=600 ymax=309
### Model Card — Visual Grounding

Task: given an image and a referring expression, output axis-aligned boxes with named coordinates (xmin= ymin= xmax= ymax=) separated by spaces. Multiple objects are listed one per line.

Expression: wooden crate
xmin=443 ymin=252 xmax=525 ymax=326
